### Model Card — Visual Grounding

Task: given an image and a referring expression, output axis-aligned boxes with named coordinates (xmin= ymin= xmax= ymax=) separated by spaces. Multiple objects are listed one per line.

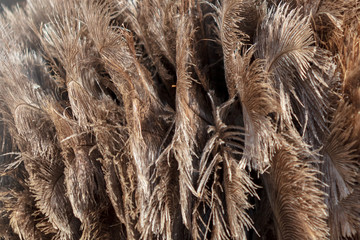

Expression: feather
xmin=256 ymin=3 xmax=332 ymax=142
xmin=265 ymin=144 xmax=329 ymax=240
xmin=1 ymin=0 xmax=360 ymax=239
xmin=329 ymin=185 xmax=360 ymax=239
xmin=7 ymin=189 xmax=55 ymax=240
xmin=48 ymin=103 xmax=121 ymax=239
xmin=233 ymin=48 xmax=279 ymax=172
xmin=313 ymin=0 xmax=360 ymax=53
xmin=36 ymin=3 xmax=123 ymax=238
xmin=142 ymin=150 xmax=180 ymax=240
xmin=322 ymin=21 xmax=360 ymax=239
xmin=81 ymin=1 xmax=174 ymax=233
xmin=169 ymin=12 xmax=209 ymax=229
xmin=0 ymin=24 xmax=82 ymax=238
xmin=212 ymin=0 xmax=280 ymax=172
xmin=194 ymin=93 xmax=257 ymax=239
xmin=143 ymin=4 xmax=210 ymax=237
xmin=211 ymin=0 xmax=260 ymax=97
xmin=118 ymin=0 xmax=179 ymax=93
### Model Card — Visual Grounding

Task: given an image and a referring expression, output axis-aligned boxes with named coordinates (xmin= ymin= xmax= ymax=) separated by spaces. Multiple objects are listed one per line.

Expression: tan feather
xmin=266 ymin=144 xmax=329 ymax=240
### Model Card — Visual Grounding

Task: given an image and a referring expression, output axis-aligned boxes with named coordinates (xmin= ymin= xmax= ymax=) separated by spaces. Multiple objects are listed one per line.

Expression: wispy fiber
xmin=0 ymin=0 xmax=360 ymax=239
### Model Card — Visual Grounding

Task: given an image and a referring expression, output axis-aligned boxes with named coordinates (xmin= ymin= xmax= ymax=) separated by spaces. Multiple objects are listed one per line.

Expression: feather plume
xmin=212 ymin=0 xmax=260 ymax=97
xmin=195 ymin=93 xmax=258 ymax=239
xmin=80 ymin=1 xmax=174 ymax=233
xmin=6 ymin=188 xmax=55 ymax=240
xmin=118 ymin=0 xmax=179 ymax=92
xmin=37 ymin=3 xmax=123 ymax=238
xmin=0 ymin=25 xmax=82 ymax=238
xmin=233 ymin=48 xmax=279 ymax=172
xmin=266 ymin=144 xmax=328 ymax=239
xmin=256 ymin=3 xmax=332 ymax=141
xmin=322 ymin=20 xmax=360 ymax=239
xmin=169 ymin=12 xmax=208 ymax=229
xmin=1 ymin=0 xmax=360 ymax=239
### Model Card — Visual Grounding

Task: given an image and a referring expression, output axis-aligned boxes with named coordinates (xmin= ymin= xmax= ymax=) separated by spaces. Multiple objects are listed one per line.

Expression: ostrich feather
xmin=0 ymin=0 xmax=360 ymax=239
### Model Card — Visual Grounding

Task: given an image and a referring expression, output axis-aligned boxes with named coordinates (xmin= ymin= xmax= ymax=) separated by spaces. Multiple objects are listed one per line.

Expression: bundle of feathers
xmin=0 ymin=0 xmax=359 ymax=239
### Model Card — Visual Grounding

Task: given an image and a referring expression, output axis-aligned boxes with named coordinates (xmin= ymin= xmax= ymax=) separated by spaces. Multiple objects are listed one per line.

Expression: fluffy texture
xmin=0 ymin=0 xmax=359 ymax=239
